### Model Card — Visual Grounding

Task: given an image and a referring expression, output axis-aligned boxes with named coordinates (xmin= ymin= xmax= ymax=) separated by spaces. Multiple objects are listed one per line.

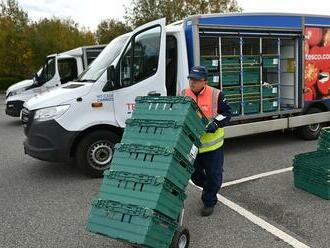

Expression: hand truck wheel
xmin=170 ymin=226 xmax=190 ymax=248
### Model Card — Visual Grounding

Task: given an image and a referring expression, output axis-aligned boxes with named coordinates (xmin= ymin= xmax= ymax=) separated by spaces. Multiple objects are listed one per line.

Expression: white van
xmin=5 ymin=45 xmax=105 ymax=117
xmin=22 ymin=14 xmax=330 ymax=176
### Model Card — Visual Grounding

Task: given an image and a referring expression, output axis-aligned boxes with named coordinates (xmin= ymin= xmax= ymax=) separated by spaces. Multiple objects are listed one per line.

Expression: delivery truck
xmin=5 ymin=44 xmax=106 ymax=117
xmin=22 ymin=13 xmax=330 ymax=176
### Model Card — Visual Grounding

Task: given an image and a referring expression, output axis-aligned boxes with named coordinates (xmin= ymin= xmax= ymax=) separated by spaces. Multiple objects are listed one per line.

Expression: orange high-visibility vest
xmin=181 ymin=85 xmax=219 ymax=118
xmin=181 ymin=85 xmax=224 ymax=153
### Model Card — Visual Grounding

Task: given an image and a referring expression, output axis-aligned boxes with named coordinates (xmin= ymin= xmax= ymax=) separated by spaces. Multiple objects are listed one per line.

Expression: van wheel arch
xmin=71 ymin=125 xmax=123 ymax=177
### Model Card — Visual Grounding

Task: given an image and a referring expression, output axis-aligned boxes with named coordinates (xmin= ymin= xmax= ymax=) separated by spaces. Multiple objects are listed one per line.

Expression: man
xmin=181 ymin=66 xmax=231 ymax=217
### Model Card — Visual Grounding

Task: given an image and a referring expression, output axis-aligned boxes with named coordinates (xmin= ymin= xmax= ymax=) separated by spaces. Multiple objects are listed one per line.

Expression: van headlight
xmin=34 ymin=105 xmax=70 ymax=122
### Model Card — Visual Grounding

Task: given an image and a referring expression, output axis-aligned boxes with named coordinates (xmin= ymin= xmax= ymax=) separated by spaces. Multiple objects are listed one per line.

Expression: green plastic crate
xmin=318 ymin=128 xmax=330 ymax=151
xmin=263 ymin=56 xmax=279 ymax=68
xmin=294 ymin=150 xmax=330 ymax=165
xmin=294 ymin=171 xmax=330 ymax=200
xmin=262 ymin=85 xmax=278 ymax=98
xmin=201 ymin=58 xmax=219 ymax=71
xmin=87 ymin=199 xmax=177 ymax=248
xmin=132 ymin=96 xmax=208 ymax=136
xmin=242 ymin=55 xmax=259 ymax=65
xmin=221 ymin=72 xmax=240 ymax=86
xmin=243 ymin=85 xmax=260 ymax=95
xmin=99 ymin=170 xmax=186 ymax=220
xmin=222 ymin=56 xmax=240 ymax=66
xmin=228 ymin=101 xmax=241 ymax=116
xmin=242 ymin=68 xmax=260 ymax=85
xmin=110 ymin=143 xmax=194 ymax=190
xmin=263 ymin=99 xmax=278 ymax=112
xmin=293 ymin=167 xmax=330 ymax=180
xmin=244 ymin=99 xmax=260 ymax=114
xmin=123 ymin=119 xmax=201 ymax=164
xmin=223 ymin=87 xmax=240 ymax=96
xmin=207 ymin=74 xmax=220 ymax=87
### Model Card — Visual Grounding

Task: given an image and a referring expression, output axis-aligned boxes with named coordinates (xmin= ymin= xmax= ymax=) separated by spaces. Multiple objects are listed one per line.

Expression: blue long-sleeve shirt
xmin=214 ymin=92 xmax=232 ymax=127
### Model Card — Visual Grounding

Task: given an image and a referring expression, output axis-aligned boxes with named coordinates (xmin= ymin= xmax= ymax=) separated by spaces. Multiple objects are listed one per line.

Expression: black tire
xmin=75 ymin=130 xmax=120 ymax=177
xmin=298 ymin=107 xmax=324 ymax=140
xmin=170 ymin=226 xmax=190 ymax=248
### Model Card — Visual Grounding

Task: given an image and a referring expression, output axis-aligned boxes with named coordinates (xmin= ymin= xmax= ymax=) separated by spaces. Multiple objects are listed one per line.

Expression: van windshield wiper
xmin=75 ymin=79 xmax=96 ymax=83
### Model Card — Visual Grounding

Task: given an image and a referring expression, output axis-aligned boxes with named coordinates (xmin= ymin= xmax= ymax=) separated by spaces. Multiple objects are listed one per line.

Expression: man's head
xmin=187 ymin=66 xmax=208 ymax=93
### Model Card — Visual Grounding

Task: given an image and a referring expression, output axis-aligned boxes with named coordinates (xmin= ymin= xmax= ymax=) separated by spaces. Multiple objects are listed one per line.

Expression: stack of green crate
xmin=317 ymin=127 xmax=330 ymax=151
xmin=262 ymin=84 xmax=278 ymax=112
xmin=201 ymin=57 xmax=220 ymax=88
xmin=293 ymin=127 xmax=330 ymax=200
xmin=222 ymin=55 xmax=240 ymax=86
xmin=87 ymin=96 xmax=208 ymax=247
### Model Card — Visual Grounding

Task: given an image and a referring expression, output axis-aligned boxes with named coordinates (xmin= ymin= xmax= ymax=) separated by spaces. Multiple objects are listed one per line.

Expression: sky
xmin=17 ymin=0 xmax=330 ymax=31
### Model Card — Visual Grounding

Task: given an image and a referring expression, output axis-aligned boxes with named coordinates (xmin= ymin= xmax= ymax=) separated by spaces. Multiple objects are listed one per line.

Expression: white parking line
xmin=189 ymin=167 xmax=310 ymax=248
xmin=222 ymin=167 xmax=293 ymax=188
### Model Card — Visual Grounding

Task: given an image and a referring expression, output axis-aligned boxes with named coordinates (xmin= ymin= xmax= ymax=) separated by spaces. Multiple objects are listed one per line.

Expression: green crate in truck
xmin=263 ymin=56 xmax=279 ymax=68
xmin=242 ymin=55 xmax=259 ymax=65
xmin=132 ymin=96 xmax=208 ymax=136
xmin=221 ymin=72 xmax=240 ymax=86
xmin=262 ymin=84 xmax=278 ymax=98
xmin=263 ymin=99 xmax=278 ymax=112
xmin=122 ymin=119 xmax=201 ymax=164
xmin=207 ymin=74 xmax=220 ymax=88
xmin=98 ymin=170 xmax=185 ymax=220
xmin=222 ymin=86 xmax=240 ymax=96
xmin=201 ymin=57 xmax=219 ymax=71
xmin=221 ymin=56 xmax=240 ymax=66
xmin=243 ymin=85 xmax=260 ymax=95
xmin=242 ymin=68 xmax=260 ymax=85
xmin=228 ymin=100 xmax=241 ymax=116
xmin=110 ymin=143 xmax=195 ymax=190
xmin=87 ymin=199 xmax=177 ymax=248
xmin=243 ymin=99 xmax=260 ymax=114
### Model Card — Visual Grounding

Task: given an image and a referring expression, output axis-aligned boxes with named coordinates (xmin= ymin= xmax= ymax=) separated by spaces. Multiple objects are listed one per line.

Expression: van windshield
xmin=77 ymin=34 xmax=129 ymax=82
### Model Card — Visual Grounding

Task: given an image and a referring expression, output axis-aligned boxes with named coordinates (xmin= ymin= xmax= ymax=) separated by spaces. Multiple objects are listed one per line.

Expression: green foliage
xmin=0 ymin=0 xmax=96 ymax=89
xmin=96 ymin=18 xmax=131 ymax=44
xmin=124 ymin=0 xmax=242 ymax=27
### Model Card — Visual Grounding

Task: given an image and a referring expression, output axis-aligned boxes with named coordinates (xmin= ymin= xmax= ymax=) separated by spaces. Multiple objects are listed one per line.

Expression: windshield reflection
xmin=77 ymin=34 xmax=129 ymax=82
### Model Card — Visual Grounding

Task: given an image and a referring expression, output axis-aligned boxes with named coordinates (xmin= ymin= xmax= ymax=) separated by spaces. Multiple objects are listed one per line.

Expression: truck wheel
xmin=170 ymin=226 xmax=190 ymax=248
xmin=76 ymin=130 xmax=119 ymax=177
xmin=298 ymin=107 xmax=323 ymax=140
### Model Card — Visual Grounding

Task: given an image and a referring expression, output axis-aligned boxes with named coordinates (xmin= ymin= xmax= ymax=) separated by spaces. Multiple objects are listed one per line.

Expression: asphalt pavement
xmin=0 ymin=94 xmax=328 ymax=248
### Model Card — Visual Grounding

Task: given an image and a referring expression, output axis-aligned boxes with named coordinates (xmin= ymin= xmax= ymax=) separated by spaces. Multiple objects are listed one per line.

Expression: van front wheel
xmin=76 ymin=130 xmax=119 ymax=177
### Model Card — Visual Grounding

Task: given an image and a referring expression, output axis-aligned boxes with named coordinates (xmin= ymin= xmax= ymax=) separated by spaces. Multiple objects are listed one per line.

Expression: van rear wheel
xmin=76 ymin=130 xmax=119 ymax=177
xmin=298 ymin=107 xmax=323 ymax=140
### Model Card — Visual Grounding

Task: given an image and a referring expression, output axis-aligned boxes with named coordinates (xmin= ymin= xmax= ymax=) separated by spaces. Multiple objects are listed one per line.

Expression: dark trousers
xmin=191 ymin=147 xmax=224 ymax=207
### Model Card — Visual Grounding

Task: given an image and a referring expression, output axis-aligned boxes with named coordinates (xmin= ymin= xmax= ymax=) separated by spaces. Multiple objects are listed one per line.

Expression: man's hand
xmin=206 ymin=121 xmax=218 ymax=133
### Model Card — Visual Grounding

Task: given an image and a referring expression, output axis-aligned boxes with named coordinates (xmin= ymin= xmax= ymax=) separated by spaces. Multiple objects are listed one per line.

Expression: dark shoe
xmin=200 ymin=206 xmax=214 ymax=217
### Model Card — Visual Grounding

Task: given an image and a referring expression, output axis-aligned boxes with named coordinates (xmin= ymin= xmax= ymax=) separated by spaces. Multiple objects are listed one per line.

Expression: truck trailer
xmin=22 ymin=13 xmax=330 ymax=176
xmin=5 ymin=44 xmax=106 ymax=117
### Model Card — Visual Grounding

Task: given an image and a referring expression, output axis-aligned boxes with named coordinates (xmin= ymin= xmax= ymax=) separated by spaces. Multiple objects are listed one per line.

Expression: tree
xmin=124 ymin=0 xmax=242 ymax=28
xmin=0 ymin=0 xmax=31 ymax=77
xmin=96 ymin=18 xmax=131 ymax=44
xmin=28 ymin=18 xmax=96 ymax=73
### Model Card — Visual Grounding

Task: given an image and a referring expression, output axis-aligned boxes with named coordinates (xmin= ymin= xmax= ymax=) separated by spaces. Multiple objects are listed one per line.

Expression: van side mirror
xmin=103 ymin=65 xmax=117 ymax=92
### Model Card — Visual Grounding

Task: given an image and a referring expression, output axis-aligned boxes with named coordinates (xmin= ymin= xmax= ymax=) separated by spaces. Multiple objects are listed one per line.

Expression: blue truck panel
xmin=184 ymin=20 xmax=195 ymax=69
xmin=305 ymin=16 xmax=330 ymax=26
xmin=199 ymin=15 xmax=303 ymax=29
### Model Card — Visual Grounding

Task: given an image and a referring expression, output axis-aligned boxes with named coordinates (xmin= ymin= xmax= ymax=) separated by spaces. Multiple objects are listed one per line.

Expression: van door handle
xmin=147 ymin=91 xmax=161 ymax=96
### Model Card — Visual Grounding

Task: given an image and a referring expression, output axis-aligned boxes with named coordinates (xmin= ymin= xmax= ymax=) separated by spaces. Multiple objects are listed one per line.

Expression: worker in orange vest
xmin=182 ymin=66 xmax=231 ymax=216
